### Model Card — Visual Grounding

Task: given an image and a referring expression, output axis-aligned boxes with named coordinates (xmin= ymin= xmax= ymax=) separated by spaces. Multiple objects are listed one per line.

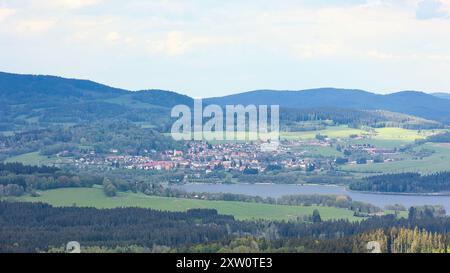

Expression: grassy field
xmin=371 ymin=128 xmax=437 ymax=141
xmin=340 ymin=143 xmax=450 ymax=174
xmin=347 ymin=139 xmax=409 ymax=149
xmin=4 ymin=152 xmax=55 ymax=166
xmin=281 ymin=126 xmax=435 ymax=142
xmin=170 ymin=126 xmax=430 ymax=143
xmin=11 ymin=187 xmax=361 ymax=222
xmin=291 ymin=145 xmax=343 ymax=157
xmin=281 ymin=126 xmax=367 ymax=140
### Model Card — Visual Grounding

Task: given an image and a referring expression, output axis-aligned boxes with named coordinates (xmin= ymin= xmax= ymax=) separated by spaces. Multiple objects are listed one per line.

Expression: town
xmin=59 ymin=133 xmax=403 ymax=178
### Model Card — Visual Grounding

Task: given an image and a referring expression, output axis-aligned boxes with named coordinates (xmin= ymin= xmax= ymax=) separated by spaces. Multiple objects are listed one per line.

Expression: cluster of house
xmin=105 ymin=142 xmax=277 ymax=172
xmin=68 ymin=140 xmax=323 ymax=173
xmin=345 ymin=143 xmax=398 ymax=157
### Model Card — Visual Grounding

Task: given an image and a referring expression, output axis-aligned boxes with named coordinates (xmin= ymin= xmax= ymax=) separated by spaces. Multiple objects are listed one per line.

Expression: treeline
xmin=231 ymin=172 xmax=354 ymax=184
xmin=0 ymin=162 xmax=59 ymax=174
xmin=178 ymin=192 xmax=380 ymax=214
xmin=277 ymin=194 xmax=380 ymax=214
xmin=349 ymin=172 xmax=450 ymax=193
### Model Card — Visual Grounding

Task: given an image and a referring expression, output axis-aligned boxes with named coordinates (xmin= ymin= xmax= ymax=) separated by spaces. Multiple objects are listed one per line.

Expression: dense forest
xmin=349 ymin=172 xmax=450 ymax=193
xmin=0 ymin=202 xmax=255 ymax=253
xmin=0 ymin=121 xmax=181 ymax=159
xmin=1 ymin=201 xmax=449 ymax=253
xmin=178 ymin=226 xmax=449 ymax=253
xmin=280 ymin=108 xmax=441 ymax=130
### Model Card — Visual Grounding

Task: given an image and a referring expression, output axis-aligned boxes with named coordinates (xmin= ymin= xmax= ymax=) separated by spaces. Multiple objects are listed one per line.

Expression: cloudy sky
xmin=1 ymin=0 xmax=450 ymax=97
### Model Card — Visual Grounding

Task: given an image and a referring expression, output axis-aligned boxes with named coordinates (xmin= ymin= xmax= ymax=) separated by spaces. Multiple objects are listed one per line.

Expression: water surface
xmin=179 ymin=183 xmax=450 ymax=212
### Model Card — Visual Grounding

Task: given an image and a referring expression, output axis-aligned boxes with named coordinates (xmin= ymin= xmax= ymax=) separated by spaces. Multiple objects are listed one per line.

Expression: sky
xmin=1 ymin=0 xmax=450 ymax=97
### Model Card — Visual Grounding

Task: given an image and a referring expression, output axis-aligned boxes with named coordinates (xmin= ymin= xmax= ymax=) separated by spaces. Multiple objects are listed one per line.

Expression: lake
xmin=178 ymin=183 xmax=450 ymax=213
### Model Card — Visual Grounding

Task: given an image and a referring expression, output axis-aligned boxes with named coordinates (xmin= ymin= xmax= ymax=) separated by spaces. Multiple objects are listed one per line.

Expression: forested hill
xmin=205 ymin=88 xmax=450 ymax=124
xmin=0 ymin=71 xmax=195 ymax=107
xmin=0 ymin=71 xmax=125 ymax=103
xmin=1 ymin=71 xmax=448 ymax=130
xmin=0 ymin=71 xmax=192 ymax=131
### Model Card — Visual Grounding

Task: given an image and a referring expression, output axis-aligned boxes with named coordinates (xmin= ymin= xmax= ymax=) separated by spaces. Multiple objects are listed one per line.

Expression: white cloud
xmin=106 ymin=31 xmax=121 ymax=42
xmin=1 ymin=0 xmax=450 ymax=95
xmin=15 ymin=19 xmax=56 ymax=33
xmin=39 ymin=0 xmax=103 ymax=10
xmin=0 ymin=7 xmax=15 ymax=22
xmin=293 ymin=43 xmax=340 ymax=59
xmin=147 ymin=31 xmax=197 ymax=56
xmin=367 ymin=50 xmax=401 ymax=60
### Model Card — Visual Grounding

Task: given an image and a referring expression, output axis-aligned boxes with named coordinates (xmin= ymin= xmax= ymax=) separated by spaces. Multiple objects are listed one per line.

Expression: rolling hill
xmin=1 ymin=71 xmax=449 ymax=131
xmin=0 ymin=71 xmax=191 ymax=130
xmin=205 ymin=88 xmax=450 ymax=124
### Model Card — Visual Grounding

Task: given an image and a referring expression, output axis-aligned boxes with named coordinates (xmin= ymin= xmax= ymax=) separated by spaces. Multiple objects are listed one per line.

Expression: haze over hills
xmin=432 ymin=93 xmax=450 ymax=100
xmin=1 ymin=71 xmax=450 ymax=129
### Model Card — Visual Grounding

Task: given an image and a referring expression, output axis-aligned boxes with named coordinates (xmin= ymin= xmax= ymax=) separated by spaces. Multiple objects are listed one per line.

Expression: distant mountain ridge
xmin=1 ymin=71 xmax=450 ymax=128
xmin=0 ymin=71 xmax=191 ymax=107
xmin=205 ymin=88 xmax=450 ymax=124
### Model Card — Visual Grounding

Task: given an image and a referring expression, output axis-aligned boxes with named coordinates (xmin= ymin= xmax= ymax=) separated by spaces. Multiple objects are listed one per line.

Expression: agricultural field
xmin=281 ymin=126 xmax=367 ymax=140
xmin=4 ymin=152 xmax=55 ymax=166
xmin=281 ymin=126 xmax=437 ymax=142
xmin=291 ymin=145 xmax=343 ymax=157
xmin=165 ymin=126 xmax=441 ymax=147
xmin=10 ymin=187 xmax=361 ymax=222
xmin=371 ymin=128 xmax=437 ymax=141
xmin=340 ymin=143 xmax=450 ymax=174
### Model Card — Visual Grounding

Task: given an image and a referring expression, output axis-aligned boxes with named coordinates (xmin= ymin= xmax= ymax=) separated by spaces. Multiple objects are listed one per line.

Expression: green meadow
xmin=340 ymin=143 xmax=450 ymax=174
xmin=281 ymin=126 xmax=435 ymax=142
xmin=4 ymin=152 xmax=55 ymax=166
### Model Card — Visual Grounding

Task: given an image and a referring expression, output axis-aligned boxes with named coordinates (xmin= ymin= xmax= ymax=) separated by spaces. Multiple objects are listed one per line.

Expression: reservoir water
xmin=179 ymin=183 xmax=450 ymax=213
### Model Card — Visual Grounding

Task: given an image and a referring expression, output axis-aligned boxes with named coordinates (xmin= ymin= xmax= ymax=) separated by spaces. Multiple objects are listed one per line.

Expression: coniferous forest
xmin=2 ymin=201 xmax=450 ymax=253
xmin=349 ymin=172 xmax=450 ymax=193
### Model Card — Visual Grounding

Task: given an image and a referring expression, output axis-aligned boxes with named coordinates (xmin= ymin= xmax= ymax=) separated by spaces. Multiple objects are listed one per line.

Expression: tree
xmin=103 ymin=178 xmax=117 ymax=197
xmin=312 ymin=209 xmax=322 ymax=223
xmin=335 ymin=157 xmax=348 ymax=165
xmin=356 ymin=158 xmax=367 ymax=165
xmin=408 ymin=207 xmax=417 ymax=221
